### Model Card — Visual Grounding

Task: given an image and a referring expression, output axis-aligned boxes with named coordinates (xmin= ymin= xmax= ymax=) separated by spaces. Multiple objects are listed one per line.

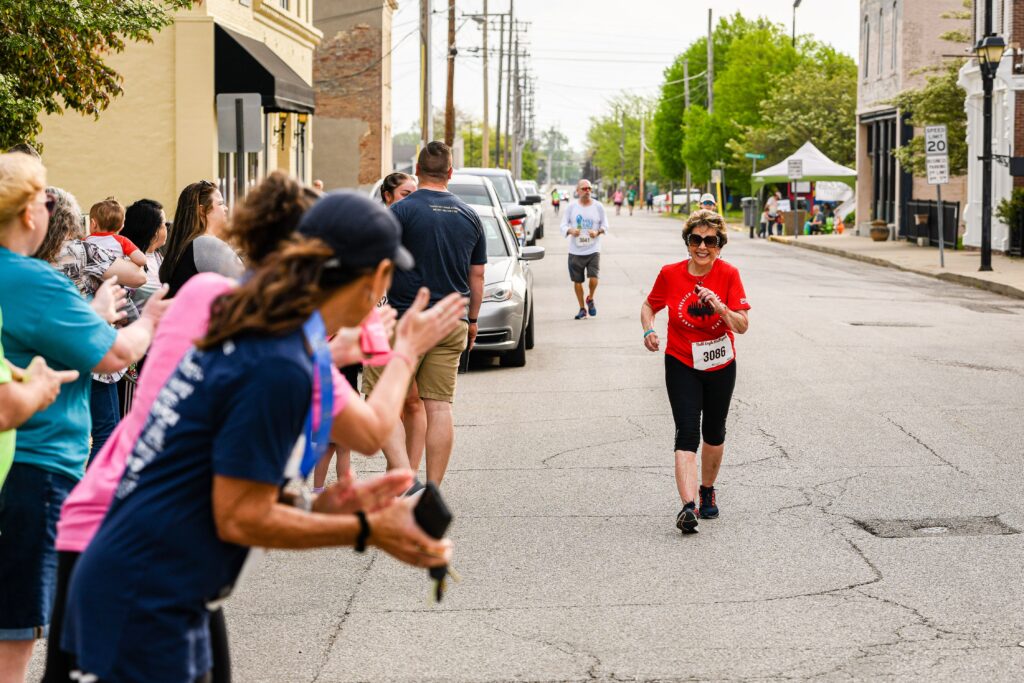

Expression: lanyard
xmin=299 ymin=311 xmax=334 ymax=479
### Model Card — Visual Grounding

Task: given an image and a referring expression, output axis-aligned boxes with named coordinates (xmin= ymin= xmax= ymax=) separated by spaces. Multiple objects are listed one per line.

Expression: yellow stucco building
xmin=38 ymin=0 xmax=322 ymax=216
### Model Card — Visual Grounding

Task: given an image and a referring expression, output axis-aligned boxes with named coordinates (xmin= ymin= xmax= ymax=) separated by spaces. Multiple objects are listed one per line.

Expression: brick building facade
xmin=313 ymin=0 xmax=397 ymax=190
xmin=856 ymin=0 xmax=969 ymax=241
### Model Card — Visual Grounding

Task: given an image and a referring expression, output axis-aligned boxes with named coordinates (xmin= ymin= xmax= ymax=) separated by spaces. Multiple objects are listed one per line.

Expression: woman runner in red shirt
xmin=640 ymin=210 xmax=750 ymax=534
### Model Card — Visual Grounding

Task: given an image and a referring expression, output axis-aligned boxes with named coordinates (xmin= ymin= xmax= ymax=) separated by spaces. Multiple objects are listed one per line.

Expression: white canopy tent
xmin=750 ymin=141 xmax=857 ymax=188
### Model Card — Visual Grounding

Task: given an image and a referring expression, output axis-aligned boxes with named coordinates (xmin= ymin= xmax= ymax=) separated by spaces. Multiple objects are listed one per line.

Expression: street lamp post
xmin=792 ymin=0 xmax=801 ymax=48
xmin=975 ymin=33 xmax=1006 ymax=272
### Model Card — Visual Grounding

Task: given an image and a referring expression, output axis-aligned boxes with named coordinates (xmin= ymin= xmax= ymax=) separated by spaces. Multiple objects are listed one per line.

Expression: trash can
xmin=741 ymin=197 xmax=758 ymax=228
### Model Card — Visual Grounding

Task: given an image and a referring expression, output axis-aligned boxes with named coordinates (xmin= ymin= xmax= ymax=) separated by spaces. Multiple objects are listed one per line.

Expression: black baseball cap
xmin=298 ymin=190 xmax=414 ymax=272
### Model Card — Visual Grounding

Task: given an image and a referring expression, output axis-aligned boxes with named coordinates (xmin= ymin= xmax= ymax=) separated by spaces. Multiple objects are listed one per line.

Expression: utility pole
xmin=495 ymin=14 xmax=504 ymax=167
xmin=481 ymin=0 xmax=489 ymax=166
xmin=419 ymin=0 xmax=433 ymax=147
xmin=504 ymin=2 xmax=514 ymax=169
xmin=512 ymin=25 xmax=521 ymax=176
xmin=706 ymin=8 xmax=714 ymax=114
xmin=444 ymin=0 xmax=456 ymax=146
xmin=639 ymin=112 xmax=645 ymax=202
xmin=683 ymin=58 xmax=691 ymax=212
xmin=619 ymin=106 xmax=626 ymax=186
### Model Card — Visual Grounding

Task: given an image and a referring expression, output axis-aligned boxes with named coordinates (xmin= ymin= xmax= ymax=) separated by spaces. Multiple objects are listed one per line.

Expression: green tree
xmin=585 ymin=93 xmax=662 ymax=189
xmin=730 ymin=45 xmax=858 ymax=171
xmin=0 ymin=0 xmax=196 ymax=149
xmin=651 ymin=14 xmax=780 ymax=182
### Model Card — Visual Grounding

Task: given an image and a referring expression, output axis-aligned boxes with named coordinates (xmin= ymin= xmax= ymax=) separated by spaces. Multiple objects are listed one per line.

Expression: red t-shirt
xmin=646 ymin=259 xmax=750 ymax=371
xmin=87 ymin=232 xmax=138 ymax=257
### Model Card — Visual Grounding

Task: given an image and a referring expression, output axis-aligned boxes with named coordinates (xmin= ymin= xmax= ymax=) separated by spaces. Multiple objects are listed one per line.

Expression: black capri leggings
xmin=664 ymin=354 xmax=737 ymax=453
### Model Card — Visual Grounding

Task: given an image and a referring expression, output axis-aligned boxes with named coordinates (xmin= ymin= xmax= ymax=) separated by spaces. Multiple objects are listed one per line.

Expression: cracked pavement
xmin=47 ymin=208 xmax=1024 ymax=682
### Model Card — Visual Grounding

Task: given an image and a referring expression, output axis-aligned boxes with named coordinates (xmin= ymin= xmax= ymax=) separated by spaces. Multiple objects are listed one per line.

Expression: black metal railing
xmin=900 ymin=199 xmax=960 ymax=249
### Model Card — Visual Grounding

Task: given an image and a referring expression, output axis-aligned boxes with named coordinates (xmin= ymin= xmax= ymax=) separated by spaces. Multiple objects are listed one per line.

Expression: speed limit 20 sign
xmin=925 ymin=125 xmax=948 ymax=156
xmin=924 ymin=125 xmax=948 ymax=185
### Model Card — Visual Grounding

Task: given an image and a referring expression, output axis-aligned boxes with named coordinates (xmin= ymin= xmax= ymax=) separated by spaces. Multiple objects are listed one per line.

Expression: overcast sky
xmin=389 ymin=0 xmax=860 ymax=152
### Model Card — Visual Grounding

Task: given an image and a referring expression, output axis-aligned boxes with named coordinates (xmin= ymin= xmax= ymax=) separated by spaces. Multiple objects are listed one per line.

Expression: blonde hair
xmin=0 ymin=152 xmax=46 ymax=231
xmin=683 ymin=209 xmax=728 ymax=247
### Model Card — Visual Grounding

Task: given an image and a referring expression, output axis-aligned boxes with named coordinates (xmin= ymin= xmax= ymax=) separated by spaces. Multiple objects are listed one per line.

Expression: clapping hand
xmin=92 ymin=277 xmax=128 ymax=324
xmin=314 ymin=469 xmax=413 ymax=515
xmin=23 ymin=356 xmax=80 ymax=411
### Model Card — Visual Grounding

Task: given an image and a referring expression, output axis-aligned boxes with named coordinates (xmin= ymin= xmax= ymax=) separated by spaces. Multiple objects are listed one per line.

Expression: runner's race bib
xmin=691 ymin=334 xmax=733 ymax=371
xmin=576 ymin=231 xmax=593 ymax=246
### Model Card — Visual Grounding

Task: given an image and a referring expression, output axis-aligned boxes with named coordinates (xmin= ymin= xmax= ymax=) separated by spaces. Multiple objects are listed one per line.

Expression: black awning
xmin=215 ymin=24 xmax=315 ymax=114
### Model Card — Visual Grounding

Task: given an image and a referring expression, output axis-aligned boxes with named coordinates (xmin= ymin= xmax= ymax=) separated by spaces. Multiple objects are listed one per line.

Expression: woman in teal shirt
xmin=0 ymin=152 xmax=168 ymax=681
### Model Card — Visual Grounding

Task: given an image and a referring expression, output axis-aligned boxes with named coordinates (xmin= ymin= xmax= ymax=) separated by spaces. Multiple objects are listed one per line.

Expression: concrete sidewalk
xmin=765 ymin=232 xmax=1024 ymax=300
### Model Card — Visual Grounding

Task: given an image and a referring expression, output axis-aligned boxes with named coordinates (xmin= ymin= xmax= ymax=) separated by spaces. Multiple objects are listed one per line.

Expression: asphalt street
xmin=31 ymin=204 xmax=1024 ymax=682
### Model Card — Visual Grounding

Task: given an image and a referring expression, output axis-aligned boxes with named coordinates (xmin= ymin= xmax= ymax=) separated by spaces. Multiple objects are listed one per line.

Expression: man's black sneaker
xmin=698 ymin=485 xmax=719 ymax=519
xmin=676 ymin=503 xmax=698 ymax=534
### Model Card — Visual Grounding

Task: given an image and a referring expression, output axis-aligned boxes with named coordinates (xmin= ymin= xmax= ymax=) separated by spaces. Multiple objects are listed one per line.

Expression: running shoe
xmin=586 ymin=297 xmax=597 ymax=317
xmin=676 ymin=503 xmax=698 ymax=534
xmin=574 ymin=308 xmax=587 ymax=320
xmin=698 ymin=485 xmax=719 ymax=519
xmin=404 ymin=477 xmax=425 ymax=497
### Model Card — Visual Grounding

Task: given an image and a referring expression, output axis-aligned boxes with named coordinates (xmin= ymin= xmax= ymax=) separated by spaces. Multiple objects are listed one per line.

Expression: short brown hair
xmin=416 ymin=141 xmax=452 ymax=182
xmin=683 ymin=209 xmax=728 ymax=247
xmin=89 ymin=197 xmax=125 ymax=233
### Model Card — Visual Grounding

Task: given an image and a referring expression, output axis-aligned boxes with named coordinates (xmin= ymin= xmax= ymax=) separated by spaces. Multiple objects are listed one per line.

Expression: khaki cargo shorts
xmin=361 ymin=320 xmax=469 ymax=403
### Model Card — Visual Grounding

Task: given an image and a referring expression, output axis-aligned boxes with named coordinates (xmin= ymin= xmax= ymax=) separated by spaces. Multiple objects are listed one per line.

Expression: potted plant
xmin=995 ymin=188 xmax=1024 ymax=255
xmin=869 ymin=219 xmax=889 ymax=242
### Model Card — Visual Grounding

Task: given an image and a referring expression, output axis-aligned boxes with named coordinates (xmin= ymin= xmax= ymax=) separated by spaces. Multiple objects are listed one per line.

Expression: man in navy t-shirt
xmin=362 ymin=141 xmax=485 ymax=487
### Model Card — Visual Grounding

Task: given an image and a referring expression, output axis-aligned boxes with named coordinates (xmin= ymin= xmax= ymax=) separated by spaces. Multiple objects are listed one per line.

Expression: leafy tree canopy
xmin=0 ymin=0 xmax=196 ymax=149
xmin=730 ymin=45 xmax=858 ymax=174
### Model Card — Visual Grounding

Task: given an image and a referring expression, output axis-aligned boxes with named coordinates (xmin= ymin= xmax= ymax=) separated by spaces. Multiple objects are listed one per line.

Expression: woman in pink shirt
xmin=45 ymin=173 xmax=438 ymax=683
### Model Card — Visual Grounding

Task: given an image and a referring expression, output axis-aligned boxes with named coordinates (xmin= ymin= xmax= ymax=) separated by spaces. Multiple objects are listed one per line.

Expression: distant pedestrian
xmin=764 ymin=191 xmax=780 ymax=237
xmin=640 ymin=210 xmax=750 ymax=534
xmin=699 ymin=193 xmax=716 ymax=212
xmin=312 ymin=179 xmax=324 ymax=192
xmin=646 ymin=191 xmax=654 ymax=212
xmin=627 ymin=187 xmax=636 ymax=216
xmin=379 ymin=172 xmax=417 ymax=206
xmin=560 ymin=179 xmax=609 ymax=320
xmin=551 ymin=187 xmax=561 ymax=215
xmin=612 ymin=188 xmax=624 ymax=215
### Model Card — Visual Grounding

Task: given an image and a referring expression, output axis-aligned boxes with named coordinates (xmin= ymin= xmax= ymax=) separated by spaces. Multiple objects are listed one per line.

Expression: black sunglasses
xmin=687 ymin=234 xmax=720 ymax=248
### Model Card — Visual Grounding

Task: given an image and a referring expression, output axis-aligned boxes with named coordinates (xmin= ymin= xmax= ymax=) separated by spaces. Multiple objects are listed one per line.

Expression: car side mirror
xmin=519 ymin=246 xmax=545 ymax=261
xmin=505 ymin=205 xmax=528 ymax=220
xmin=520 ymin=194 xmax=542 ymax=205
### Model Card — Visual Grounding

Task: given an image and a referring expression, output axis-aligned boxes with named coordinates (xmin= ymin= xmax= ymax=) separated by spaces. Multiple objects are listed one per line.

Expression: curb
xmin=767 ymin=235 xmax=1024 ymax=300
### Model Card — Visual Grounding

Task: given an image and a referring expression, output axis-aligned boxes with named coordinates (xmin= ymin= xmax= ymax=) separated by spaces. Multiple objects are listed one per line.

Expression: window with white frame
xmin=863 ymin=16 xmax=870 ymax=78
xmin=891 ymin=2 xmax=897 ymax=71
xmin=877 ymin=8 xmax=883 ymax=75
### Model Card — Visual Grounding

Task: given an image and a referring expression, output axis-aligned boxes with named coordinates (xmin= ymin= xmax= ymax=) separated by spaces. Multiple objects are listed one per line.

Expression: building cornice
xmin=253 ymin=0 xmax=324 ymax=47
